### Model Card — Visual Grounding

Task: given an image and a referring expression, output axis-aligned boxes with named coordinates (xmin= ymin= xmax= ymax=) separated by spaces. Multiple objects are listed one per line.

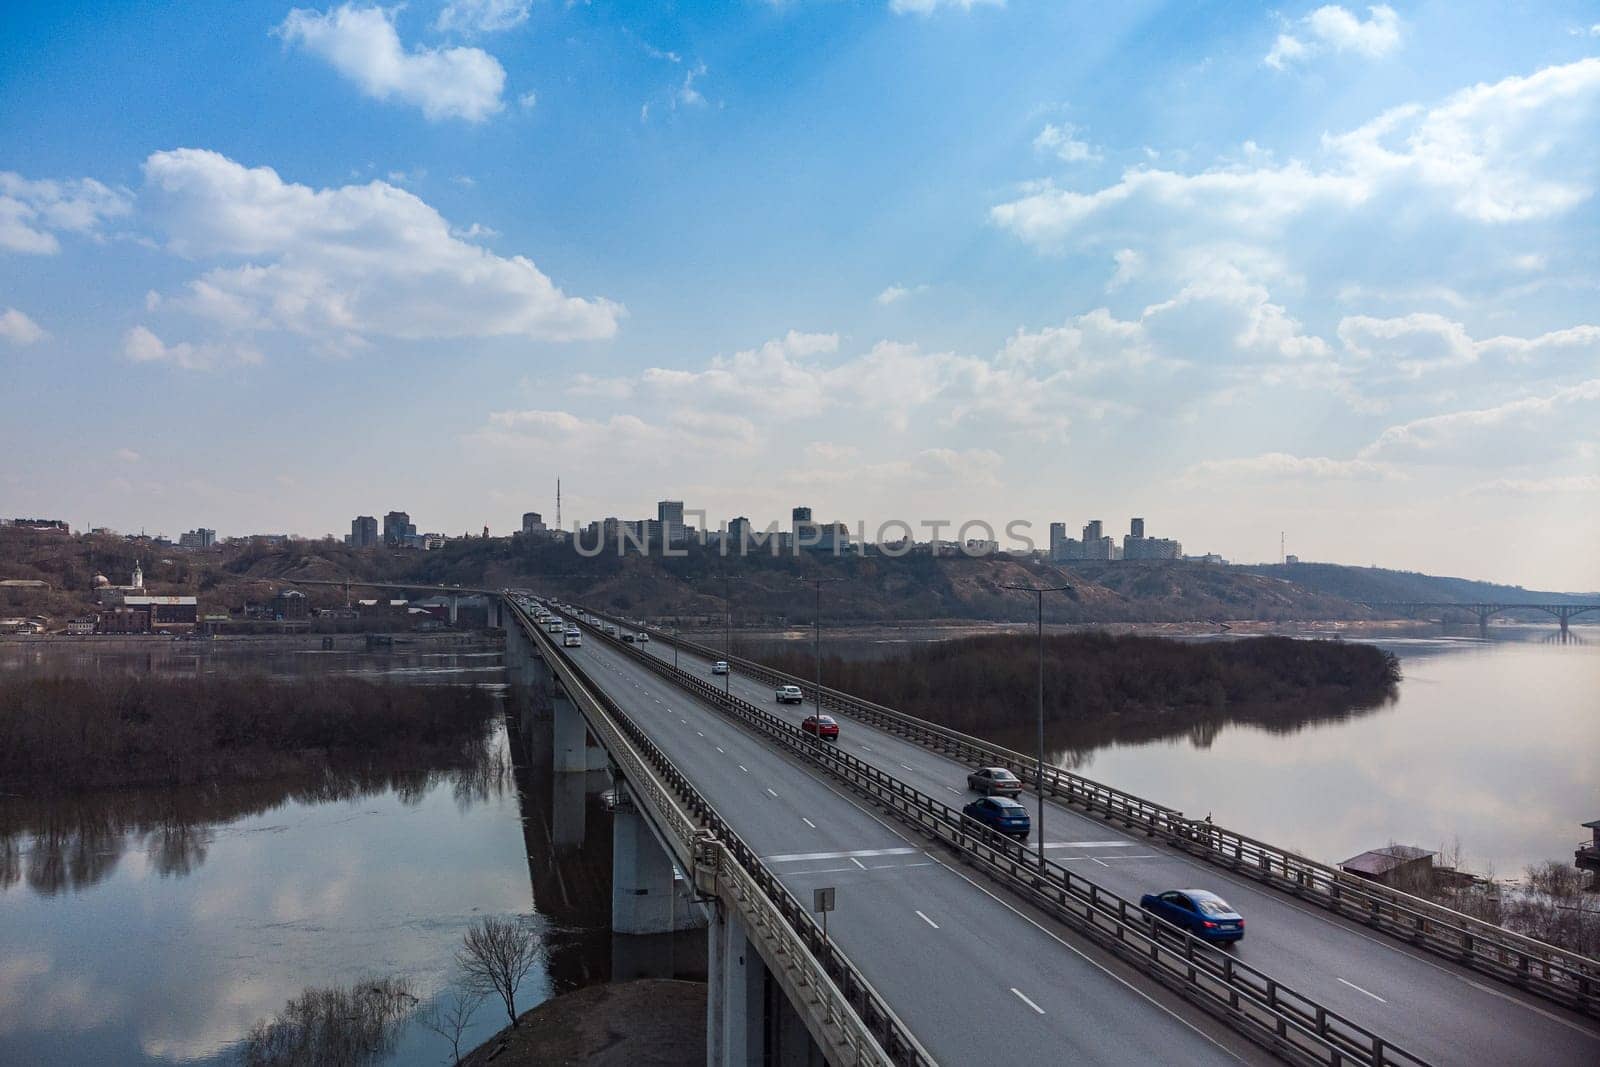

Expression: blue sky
xmin=2 ymin=1 xmax=1598 ymax=589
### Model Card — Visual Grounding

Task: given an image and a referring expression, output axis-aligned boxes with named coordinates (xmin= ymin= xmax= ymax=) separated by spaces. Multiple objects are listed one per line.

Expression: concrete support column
xmin=770 ymin=988 xmax=825 ymax=1067
xmin=707 ymin=902 xmax=765 ymax=1066
xmin=611 ymin=791 xmax=705 ymax=935
xmin=550 ymin=767 xmax=587 ymax=851
xmin=551 ymin=687 xmax=586 ymax=773
xmin=449 ymin=595 xmax=459 ymax=626
xmin=586 ymin=733 xmax=611 ymax=771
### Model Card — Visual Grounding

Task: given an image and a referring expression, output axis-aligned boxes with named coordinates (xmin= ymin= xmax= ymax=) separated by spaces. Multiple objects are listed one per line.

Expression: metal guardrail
xmin=566 ymin=609 xmax=1430 ymax=1067
xmin=507 ymin=599 xmax=932 ymax=1067
xmin=584 ymin=606 xmax=1600 ymax=1019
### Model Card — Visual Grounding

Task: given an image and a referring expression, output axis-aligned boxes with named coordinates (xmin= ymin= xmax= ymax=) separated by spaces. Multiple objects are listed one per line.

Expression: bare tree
xmin=456 ymin=916 xmax=541 ymax=1027
xmin=420 ymin=987 xmax=485 ymax=1066
xmin=242 ymin=975 xmax=417 ymax=1067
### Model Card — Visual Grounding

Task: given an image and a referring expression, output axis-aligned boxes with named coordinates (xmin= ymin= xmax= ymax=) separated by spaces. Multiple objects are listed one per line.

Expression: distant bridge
xmin=1363 ymin=601 xmax=1600 ymax=633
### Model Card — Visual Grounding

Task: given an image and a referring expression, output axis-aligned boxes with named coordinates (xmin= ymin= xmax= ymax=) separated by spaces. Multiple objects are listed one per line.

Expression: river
xmin=0 ymin=624 xmax=1593 ymax=1064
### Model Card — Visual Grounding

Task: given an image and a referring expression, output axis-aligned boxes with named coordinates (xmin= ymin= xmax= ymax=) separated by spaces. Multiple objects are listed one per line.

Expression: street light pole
xmin=1002 ymin=582 xmax=1071 ymax=868
xmin=798 ymin=577 xmax=845 ymax=719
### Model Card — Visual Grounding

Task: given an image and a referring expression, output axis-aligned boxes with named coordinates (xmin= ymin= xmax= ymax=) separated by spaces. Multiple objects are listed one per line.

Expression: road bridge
xmin=1365 ymin=601 xmax=1600 ymax=633
xmin=562 ymin=600 xmax=1600 ymax=1065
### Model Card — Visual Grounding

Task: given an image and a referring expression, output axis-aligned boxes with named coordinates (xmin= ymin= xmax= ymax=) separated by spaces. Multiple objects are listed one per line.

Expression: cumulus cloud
xmin=141 ymin=148 xmax=622 ymax=350
xmin=1183 ymin=452 xmax=1401 ymax=483
xmin=0 ymin=307 xmax=47 ymax=345
xmin=0 ymin=172 xmax=132 ymax=254
xmin=993 ymin=57 xmax=1600 ymax=249
xmin=1337 ymin=314 xmax=1600 ymax=379
xmin=1359 ymin=379 xmax=1600 ymax=462
xmin=1469 ymin=474 xmax=1600 ymax=495
xmin=434 ymin=0 xmax=531 ymax=34
xmin=277 ymin=5 xmax=506 ymax=122
xmin=889 ymin=0 xmax=1003 ymax=14
xmin=1034 ymin=123 xmax=1101 ymax=163
xmin=122 ymin=325 xmax=260 ymax=371
xmin=1267 ymin=5 xmax=1401 ymax=69
xmin=875 ymin=284 xmax=927 ymax=305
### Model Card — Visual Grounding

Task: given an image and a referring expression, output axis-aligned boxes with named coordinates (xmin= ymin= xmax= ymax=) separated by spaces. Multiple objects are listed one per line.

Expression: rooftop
xmin=1339 ymin=845 xmax=1437 ymax=877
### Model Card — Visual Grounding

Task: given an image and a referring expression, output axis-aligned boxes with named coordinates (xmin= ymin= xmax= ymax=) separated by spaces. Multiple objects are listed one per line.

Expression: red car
xmin=801 ymin=714 xmax=839 ymax=741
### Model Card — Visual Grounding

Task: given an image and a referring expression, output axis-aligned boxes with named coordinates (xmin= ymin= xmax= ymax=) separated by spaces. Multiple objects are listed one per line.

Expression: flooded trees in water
xmin=241 ymin=975 xmax=417 ymax=1067
xmin=457 ymin=915 xmax=542 ymax=1028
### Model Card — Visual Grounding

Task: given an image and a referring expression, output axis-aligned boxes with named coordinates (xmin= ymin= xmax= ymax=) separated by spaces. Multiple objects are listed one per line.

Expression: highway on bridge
xmin=555 ymin=628 xmax=1275 ymax=1066
xmin=614 ymin=625 xmax=1600 ymax=1066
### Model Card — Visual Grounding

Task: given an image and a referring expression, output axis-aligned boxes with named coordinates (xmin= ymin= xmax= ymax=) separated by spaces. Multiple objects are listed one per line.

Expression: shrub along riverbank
xmin=0 ymin=675 xmax=499 ymax=792
xmin=748 ymin=632 xmax=1401 ymax=752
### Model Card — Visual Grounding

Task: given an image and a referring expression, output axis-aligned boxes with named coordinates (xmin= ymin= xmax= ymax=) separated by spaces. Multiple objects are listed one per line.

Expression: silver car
xmin=967 ymin=767 xmax=1023 ymax=797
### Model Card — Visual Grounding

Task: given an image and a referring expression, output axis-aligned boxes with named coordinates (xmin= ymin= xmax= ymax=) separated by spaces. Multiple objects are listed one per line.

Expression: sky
xmin=2 ymin=1 xmax=1598 ymax=591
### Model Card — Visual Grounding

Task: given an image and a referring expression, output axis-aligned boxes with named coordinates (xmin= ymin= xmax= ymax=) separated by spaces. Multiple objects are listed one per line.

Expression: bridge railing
xmin=507 ymin=599 xmax=933 ymax=1067
xmin=576 ymin=602 xmax=1600 ymax=1019
xmin=567 ymin=608 xmax=1431 ymax=1067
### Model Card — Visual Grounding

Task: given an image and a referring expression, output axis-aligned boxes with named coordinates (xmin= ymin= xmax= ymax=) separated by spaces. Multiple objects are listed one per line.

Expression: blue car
xmin=961 ymin=796 xmax=1031 ymax=840
xmin=1139 ymin=889 xmax=1245 ymax=943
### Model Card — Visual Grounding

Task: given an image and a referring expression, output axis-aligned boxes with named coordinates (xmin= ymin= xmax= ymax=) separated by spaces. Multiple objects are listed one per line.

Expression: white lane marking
xmin=680 ymin=719 xmax=688 ymax=725
xmin=696 ymin=731 xmax=704 ymax=737
xmin=898 ymin=763 xmax=915 ymax=771
xmin=1337 ymin=978 xmax=1388 ymax=1004
xmin=1460 ymin=977 xmax=1600 ymax=1037
xmin=802 ymin=817 xmax=817 ymax=829
xmin=860 ymin=745 xmax=873 ymax=751
xmin=765 ymin=787 xmax=779 ymax=798
xmin=1010 ymin=988 xmax=1046 ymax=1015
xmin=1090 ymin=857 xmax=1110 ymax=868
xmin=765 ymin=846 xmax=921 ymax=863
xmin=850 ymin=857 xmax=867 ymax=870
xmin=921 ymin=853 xmax=1243 ymax=1060
xmin=945 ymin=787 xmax=963 ymax=795
xmin=738 ymin=765 xmax=749 ymax=773
xmin=715 ymin=746 xmax=725 ymax=754
xmin=871 ymin=861 xmax=934 ymax=871
xmin=915 ymin=910 xmax=940 ymax=929
xmin=1042 ymin=840 xmax=1140 ymax=849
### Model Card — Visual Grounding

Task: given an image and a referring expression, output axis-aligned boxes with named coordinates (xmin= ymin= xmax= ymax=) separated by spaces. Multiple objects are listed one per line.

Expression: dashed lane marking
xmin=765 ymin=847 xmax=921 ymax=863
xmin=1337 ymin=978 xmax=1388 ymax=1004
xmin=915 ymin=910 xmax=940 ymax=929
xmin=1010 ymin=988 xmax=1046 ymax=1015
xmin=765 ymin=788 xmax=779 ymax=798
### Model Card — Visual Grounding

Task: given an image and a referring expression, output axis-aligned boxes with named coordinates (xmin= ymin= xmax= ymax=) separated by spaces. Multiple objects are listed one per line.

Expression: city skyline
xmin=3 ymin=2 xmax=1599 ymax=589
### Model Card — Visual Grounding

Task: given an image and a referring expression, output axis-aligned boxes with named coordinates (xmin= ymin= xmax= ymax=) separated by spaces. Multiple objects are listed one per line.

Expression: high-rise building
xmin=1130 ymin=517 xmax=1145 ymax=539
xmin=351 ymin=515 xmax=378 ymax=548
xmin=1083 ymin=519 xmax=1103 ymax=542
xmin=727 ymin=516 xmax=750 ymax=548
xmin=179 ymin=528 xmax=216 ymax=549
xmin=657 ymin=500 xmax=685 ymax=544
xmin=522 ymin=511 xmax=545 ymax=535
xmin=1049 ymin=522 xmax=1068 ymax=560
xmin=383 ymin=511 xmax=412 ymax=546
xmin=1123 ymin=516 xmax=1181 ymax=560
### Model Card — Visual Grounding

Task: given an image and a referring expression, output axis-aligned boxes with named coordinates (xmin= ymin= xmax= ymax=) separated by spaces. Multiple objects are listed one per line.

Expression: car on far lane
xmin=776 ymin=685 xmax=804 ymax=704
xmin=967 ymin=766 xmax=1022 ymax=796
xmin=1139 ymin=889 xmax=1245 ymax=944
xmin=800 ymin=714 xmax=839 ymax=740
xmin=638 ymin=632 xmax=650 ymax=642
xmin=711 ymin=660 xmax=729 ymax=675
xmin=961 ymin=796 xmax=1031 ymax=840
xmin=622 ymin=632 xmax=636 ymax=643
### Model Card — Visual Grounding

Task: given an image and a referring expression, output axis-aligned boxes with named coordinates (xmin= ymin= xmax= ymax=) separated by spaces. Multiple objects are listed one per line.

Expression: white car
xmin=712 ymin=660 xmax=729 ymax=675
xmin=776 ymin=685 xmax=803 ymax=704
xmin=638 ymin=632 xmax=650 ymax=643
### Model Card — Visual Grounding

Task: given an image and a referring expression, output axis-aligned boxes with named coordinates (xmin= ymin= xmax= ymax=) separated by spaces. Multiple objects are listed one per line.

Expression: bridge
xmin=292 ymin=579 xmax=1600 ymax=1064
xmin=1365 ymin=601 xmax=1600 ymax=633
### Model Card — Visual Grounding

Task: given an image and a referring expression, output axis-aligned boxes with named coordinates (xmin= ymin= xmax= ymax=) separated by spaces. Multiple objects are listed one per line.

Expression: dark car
xmin=1139 ymin=889 xmax=1245 ymax=943
xmin=961 ymin=796 xmax=1031 ymax=840
xmin=967 ymin=766 xmax=1022 ymax=796
xmin=801 ymin=714 xmax=839 ymax=740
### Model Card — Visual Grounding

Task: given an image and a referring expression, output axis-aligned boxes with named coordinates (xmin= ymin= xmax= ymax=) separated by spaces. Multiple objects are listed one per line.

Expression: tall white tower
xmin=132 ymin=560 xmax=144 ymax=589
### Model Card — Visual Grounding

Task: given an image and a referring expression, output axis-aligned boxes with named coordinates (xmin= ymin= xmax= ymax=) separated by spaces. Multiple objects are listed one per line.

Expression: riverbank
xmin=460 ymin=979 xmax=705 ymax=1066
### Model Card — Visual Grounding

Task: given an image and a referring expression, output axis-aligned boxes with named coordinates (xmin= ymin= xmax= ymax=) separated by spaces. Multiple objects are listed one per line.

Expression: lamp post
xmin=1002 ymin=582 xmax=1072 ymax=868
xmin=797 ymin=576 xmax=845 ymax=722
xmin=709 ymin=572 xmax=746 ymax=698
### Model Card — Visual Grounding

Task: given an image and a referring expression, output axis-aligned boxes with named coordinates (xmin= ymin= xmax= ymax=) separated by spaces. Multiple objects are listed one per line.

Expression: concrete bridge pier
xmin=611 ymin=784 xmax=706 ymax=936
xmin=706 ymin=903 xmax=824 ymax=1067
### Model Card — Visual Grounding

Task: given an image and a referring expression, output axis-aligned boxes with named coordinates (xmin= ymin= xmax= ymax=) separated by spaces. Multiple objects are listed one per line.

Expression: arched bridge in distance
xmin=1363 ymin=601 xmax=1600 ymax=633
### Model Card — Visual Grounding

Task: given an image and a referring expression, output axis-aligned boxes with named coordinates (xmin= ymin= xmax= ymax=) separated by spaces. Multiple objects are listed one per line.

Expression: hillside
xmin=5 ymin=527 xmax=1591 ymax=628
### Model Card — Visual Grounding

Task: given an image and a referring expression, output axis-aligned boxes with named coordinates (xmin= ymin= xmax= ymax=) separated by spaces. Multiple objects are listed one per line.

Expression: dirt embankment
xmin=461 ymin=979 xmax=705 ymax=1066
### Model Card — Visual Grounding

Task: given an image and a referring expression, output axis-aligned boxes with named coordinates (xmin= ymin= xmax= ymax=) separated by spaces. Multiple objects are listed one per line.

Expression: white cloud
xmin=518 ymin=90 xmax=537 ymax=110
xmin=435 ymin=0 xmax=531 ymax=34
xmin=1359 ymin=379 xmax=1600 ymax=462
xmin=875 ymin=283 xmax=927 ymax=305
xmin=889 ymin=0 xmax=1003 ymax=14
xmin=993 ymin=57 xmax=1600 ymax=249
xmin=121 ymin=325 xmax=259 ymax=371
xmin=1337 ymin=314 xmax=1600 ymax=378
xmin=141 ymin=148 xmax=622 ymax=349
xmin=1183 ymin=452 xmax=1401 ymax=483
xmin=0 ymin=307 xmax=47 ymax=345
xmin=0 ymin=172 xmax=132 ymax=254
xmin=1033 ymin=123 xmax=1101 ymax=163
xmin=1266 ymin=5 xmax=1401 ymax=69
xmin=1108 ymin=248 xmax=1142 ymax=289
xmin=1469 ymin=474 xmax=1600 ymax=495
xmin=277 ymin=5 xmax=506 ymax=122
xmin=116 ymin=448 xmax=141 ymax=463
xmin=677 ymin=63 xmax=708 ymax=108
